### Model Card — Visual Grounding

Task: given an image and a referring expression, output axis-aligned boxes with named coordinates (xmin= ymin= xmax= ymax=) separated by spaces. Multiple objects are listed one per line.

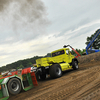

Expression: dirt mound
xmin=77 ymin=52 xmax=100 ymax=64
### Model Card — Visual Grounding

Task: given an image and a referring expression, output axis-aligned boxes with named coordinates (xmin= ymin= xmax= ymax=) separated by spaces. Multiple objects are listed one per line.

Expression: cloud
xmin=0 ymin=0 xmax=50 ymax=66
xmin=0 ymin=0 xmax=49 ymax=44
xmin=0 ymin=0 xmax=11 ymax=11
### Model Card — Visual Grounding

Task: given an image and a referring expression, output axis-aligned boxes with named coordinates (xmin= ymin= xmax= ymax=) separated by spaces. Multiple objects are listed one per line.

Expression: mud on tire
xmin=49 ymin=64 xmax=62 ymax=78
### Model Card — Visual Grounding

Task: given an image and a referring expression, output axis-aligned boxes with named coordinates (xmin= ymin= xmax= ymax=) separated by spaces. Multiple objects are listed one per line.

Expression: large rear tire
xmin=7 ymin=78 xmax=21 ymax=95
xmin=49 ymin=64 xmax=62 ymax=78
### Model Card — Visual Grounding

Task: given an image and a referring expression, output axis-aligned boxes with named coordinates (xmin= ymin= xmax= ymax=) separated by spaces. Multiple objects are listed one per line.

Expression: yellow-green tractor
xmin=36 ymin=45 xmax=80 ymax=80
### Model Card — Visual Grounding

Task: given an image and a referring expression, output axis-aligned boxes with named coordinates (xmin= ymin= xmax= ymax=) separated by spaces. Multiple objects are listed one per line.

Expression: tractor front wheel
xmin=36 ymin=68 xmax=46 ymax=80
xmin=72 ymin=61 xmax=79 ymax=70
xmin=40 ymin=74 xmax=46 ymax=80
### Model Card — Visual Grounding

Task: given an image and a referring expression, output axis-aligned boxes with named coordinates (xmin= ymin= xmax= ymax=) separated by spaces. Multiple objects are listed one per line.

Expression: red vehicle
xmin=0 ymin=67 xmax=38 ymax=100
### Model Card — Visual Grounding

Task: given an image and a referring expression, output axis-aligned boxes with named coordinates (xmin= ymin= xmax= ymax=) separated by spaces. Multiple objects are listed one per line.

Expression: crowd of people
xmin=0 ymin=71 xmax=11 ymax=78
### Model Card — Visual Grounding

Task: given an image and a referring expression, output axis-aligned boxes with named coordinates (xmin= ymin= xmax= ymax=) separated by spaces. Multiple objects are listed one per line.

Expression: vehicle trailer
xmin=36 ymin=45 xmax=79 ymax=80
xmin=0 ymin=68 xmax=38 ymax=100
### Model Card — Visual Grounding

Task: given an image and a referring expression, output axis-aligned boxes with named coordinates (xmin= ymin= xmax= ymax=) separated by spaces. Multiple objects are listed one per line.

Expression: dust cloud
xmin=0 ymin=0 xmax=49 ymax=42
xmin=0 ymin=0 xmax=11 ymax=11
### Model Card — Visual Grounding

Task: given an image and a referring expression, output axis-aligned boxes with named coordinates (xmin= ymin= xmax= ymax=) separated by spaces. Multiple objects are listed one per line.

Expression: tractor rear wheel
xmin=7 ymin=78 xmax=21 ymax=95
xmin=49 ymin=64 xmax=62 ymax=78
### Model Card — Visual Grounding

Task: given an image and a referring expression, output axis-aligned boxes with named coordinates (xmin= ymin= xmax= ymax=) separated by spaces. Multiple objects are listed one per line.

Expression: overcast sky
xmin=0 ymin=0 xmax=100 ymax=67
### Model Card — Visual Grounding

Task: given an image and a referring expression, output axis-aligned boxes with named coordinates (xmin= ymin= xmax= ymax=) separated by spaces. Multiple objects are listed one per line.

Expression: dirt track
xmin=8 ymin=60 xmax=100 ymax=100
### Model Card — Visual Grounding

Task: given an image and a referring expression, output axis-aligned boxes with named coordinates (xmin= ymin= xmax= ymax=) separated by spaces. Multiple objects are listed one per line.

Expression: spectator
xmin=2 ymin=71 xmax=11 ymax=77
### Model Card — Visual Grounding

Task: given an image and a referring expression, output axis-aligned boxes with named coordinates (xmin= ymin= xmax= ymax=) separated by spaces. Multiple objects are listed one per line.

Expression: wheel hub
xmin=11 ymin=81 xmax=19 ymax=91
xmin=75 ymin=62 xmax=78 ymax=69
xmin=56 ymin=68 xmax=61 ymax=75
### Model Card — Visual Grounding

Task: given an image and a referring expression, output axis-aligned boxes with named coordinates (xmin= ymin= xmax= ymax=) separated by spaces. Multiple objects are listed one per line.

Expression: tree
xmin=44 ymin=53 xmax=51 ymax=57
xmin=17 ymin=64 xmax=24 ymax=69
xmin=70 ymin=49 xmax=86 ymax=56
xmin=85 ymin=29 xmax=100 ymax=49
xmin=27 ymin=62 xmax=33 ymax=67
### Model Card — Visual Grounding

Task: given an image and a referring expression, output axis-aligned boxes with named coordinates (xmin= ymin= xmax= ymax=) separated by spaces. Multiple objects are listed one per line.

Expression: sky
xmin=0 ymin=0 xmax=100 ymax=67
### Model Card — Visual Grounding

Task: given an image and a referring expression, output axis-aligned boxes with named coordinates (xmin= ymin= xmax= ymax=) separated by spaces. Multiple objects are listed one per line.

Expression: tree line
xmin=0 ymin=53 xmax=51 ymax=72
xmin=0 ymin=56 xmax=42 ymax=72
